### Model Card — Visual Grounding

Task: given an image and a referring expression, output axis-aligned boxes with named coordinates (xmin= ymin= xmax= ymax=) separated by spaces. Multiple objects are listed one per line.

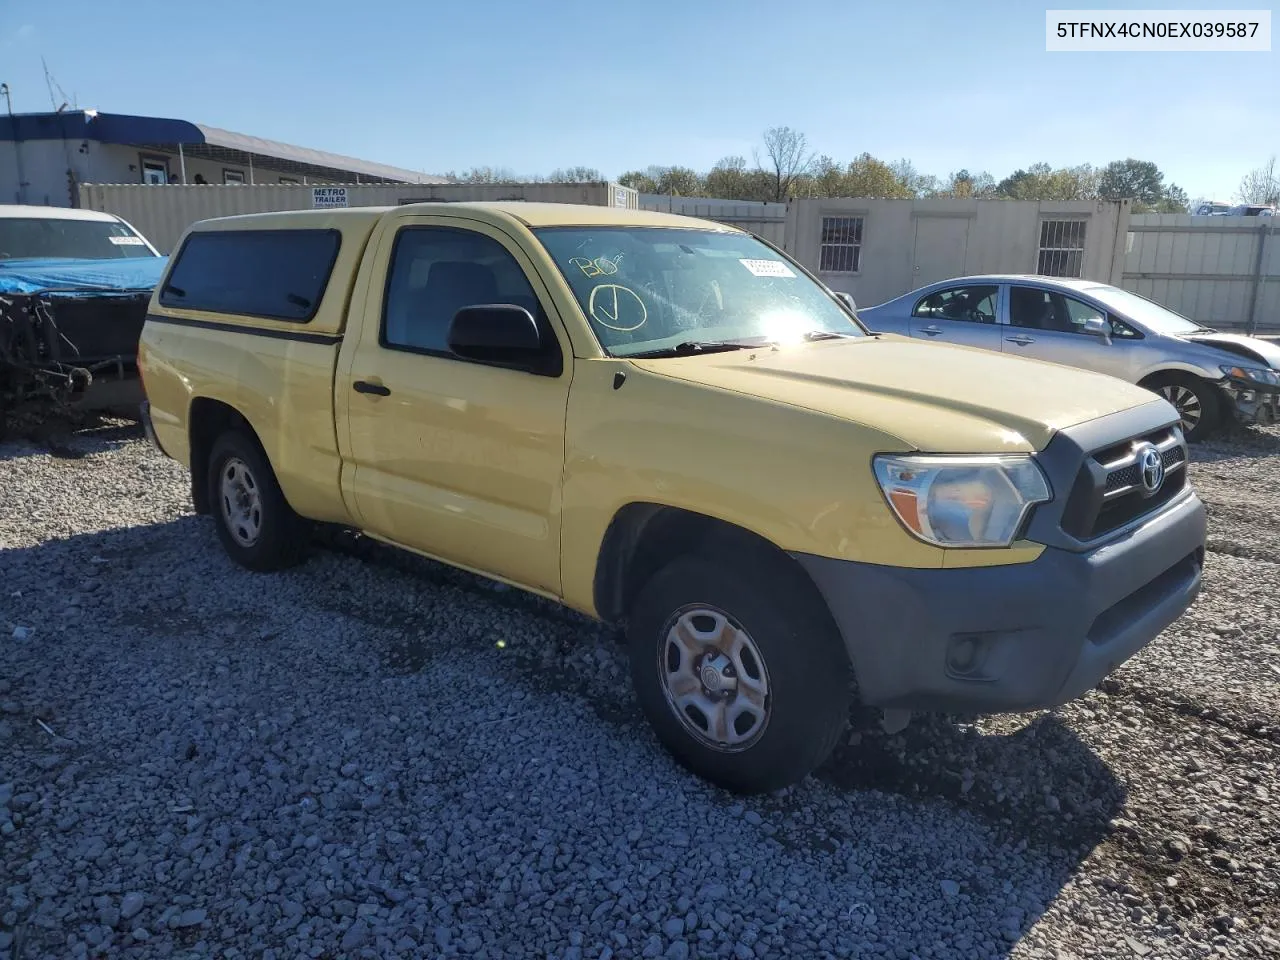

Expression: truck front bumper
xmin=792 ymin=489 xmax=1206 ymax=714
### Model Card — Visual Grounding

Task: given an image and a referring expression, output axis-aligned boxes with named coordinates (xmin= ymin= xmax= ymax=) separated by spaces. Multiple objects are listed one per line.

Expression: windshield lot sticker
xmin=570 ymin=256 xmax=620 ymax=278
xmin=109 ymin=236 xmax=147 ymax=245
xmin=739 ymin=258 xmax=796 ymax=278
xmin=588 ymin=283 xmax=648 ymax=332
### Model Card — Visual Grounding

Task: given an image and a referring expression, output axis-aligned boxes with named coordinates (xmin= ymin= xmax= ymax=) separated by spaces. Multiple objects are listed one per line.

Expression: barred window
xmin=1037 ymin=219 xmax=1086 ymax=278
xmin=819 ymin=216 xmax=863 ymax=273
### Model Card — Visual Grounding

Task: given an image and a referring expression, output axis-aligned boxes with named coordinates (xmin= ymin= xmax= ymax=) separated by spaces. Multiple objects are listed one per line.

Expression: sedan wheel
xmin=1145 ymin=374 xmax=1221 ymax=443
xmin=1158 ymin=383 xmax=1203 ymax=435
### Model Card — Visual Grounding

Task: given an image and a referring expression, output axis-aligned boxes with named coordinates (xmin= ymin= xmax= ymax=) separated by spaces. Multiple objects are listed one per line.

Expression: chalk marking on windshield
xmin=570 ymin=255 xmax=620 ymax=278
xmin=588 ymin=283 xmax=648 ymax=332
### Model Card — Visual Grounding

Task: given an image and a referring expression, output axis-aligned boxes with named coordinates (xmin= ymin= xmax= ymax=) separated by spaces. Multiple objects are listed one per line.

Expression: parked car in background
xmin=1192 ymin=200 xmax=1232 ymax=216
xmin=857 ymin=275 xmax=1280 ymax=442
xmin=1226 ymin=203 xmax=1276 ymax=217
xmin=0 ymin=205 xmax=165 ymax=435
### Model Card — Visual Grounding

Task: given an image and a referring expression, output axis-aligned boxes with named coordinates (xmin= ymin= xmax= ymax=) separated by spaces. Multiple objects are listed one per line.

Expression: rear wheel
xmin=626 ymin=552 xmax=851 ymax=794
xmin=1145 ymin=373 xmax=1221 ymax=443
xmin=207 ymin=430 xmax=310 ymax=571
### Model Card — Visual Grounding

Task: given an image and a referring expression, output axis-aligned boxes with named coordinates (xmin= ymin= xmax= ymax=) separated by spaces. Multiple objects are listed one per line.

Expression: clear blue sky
xmin=2 ymin=0 xmax=1275 ymax=200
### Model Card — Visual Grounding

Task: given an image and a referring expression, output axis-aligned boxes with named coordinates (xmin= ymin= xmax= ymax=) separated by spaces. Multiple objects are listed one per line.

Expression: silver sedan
xmin=856 ymin=275 xmax=1280 ymax=442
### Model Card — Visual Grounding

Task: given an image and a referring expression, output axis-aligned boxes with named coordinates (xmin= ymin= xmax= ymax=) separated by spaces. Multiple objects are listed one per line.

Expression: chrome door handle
xmin=921 ymin=325 xmax=943 ymax=337
xmin=1005 ymin=336 xmax=1035 ymax=346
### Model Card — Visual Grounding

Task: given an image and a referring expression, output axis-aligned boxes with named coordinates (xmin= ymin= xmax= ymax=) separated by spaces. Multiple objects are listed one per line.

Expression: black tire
xmin=1145 ymin=373 xmax=1222 ymax=443
xmin=206 ymin=429 xmax=310 ymax=571
xmin=626 ymin=552 xmax=851 ymax=794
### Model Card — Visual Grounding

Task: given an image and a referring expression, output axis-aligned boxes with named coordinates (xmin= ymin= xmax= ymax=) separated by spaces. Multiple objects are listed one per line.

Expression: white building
xmin=641 ymin=194 xmax=1131 ymax=309
xmin=0 ymin=109 xmax=448 ymax=207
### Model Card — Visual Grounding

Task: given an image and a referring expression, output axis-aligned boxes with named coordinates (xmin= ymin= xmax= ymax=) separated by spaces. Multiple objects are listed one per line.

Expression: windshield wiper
xmin=627 ymin=340 xmax=763 ymax=359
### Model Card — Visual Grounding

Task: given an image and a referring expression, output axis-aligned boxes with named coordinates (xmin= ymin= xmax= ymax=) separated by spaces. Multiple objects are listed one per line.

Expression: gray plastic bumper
xmin=793 ymin=489 xmax=1206 ymax=713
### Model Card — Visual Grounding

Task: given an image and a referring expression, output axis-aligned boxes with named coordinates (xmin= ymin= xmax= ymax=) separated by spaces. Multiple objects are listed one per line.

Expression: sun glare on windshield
xmin=534 ymin=226 xmax=863 ymax=357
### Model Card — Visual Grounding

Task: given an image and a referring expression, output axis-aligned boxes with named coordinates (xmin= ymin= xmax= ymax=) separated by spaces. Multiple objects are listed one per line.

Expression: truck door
xmin=337 ymin=215 xmax=573 ymax=597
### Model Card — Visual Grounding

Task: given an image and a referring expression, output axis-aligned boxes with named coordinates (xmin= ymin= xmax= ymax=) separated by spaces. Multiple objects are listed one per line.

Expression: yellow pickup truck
xmin=138 ymin=202 xmax=1206 ymax=793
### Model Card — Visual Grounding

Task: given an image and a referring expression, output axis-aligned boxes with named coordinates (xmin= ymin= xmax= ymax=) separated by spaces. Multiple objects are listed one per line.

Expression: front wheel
xmin=626 ymin=553 xmax=851 ymax=794
xmin=1145 ymin=373 xmax=1222 ymax=443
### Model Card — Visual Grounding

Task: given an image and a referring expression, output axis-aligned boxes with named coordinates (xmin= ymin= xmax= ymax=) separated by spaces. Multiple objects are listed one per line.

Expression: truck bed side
xmin=139 ymin=211 xmax=381 ymax=525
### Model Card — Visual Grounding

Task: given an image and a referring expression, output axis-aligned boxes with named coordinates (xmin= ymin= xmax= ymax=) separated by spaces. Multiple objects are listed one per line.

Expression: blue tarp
xmin=0 ymin=257 xmax=169 ymax=297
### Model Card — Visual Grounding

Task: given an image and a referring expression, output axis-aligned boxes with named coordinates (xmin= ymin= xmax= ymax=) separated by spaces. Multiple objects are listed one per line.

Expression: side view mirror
xmin=1081 ymin=315 xmax=1112 ymax=343
xmin=834 ymin=291 xmax=858 ymax=314
xmin=447 ymin=304 xmax=543 ymax=365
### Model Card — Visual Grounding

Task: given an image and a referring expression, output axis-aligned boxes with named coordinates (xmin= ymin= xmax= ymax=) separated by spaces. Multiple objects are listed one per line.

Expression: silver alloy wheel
xmin=658 ymin=605 xmax=771 ymax=753
xmin=1158 ymin=383 xmax=1203 ymax=433
xmin=219 ymin=457 xmax=263 ymax=548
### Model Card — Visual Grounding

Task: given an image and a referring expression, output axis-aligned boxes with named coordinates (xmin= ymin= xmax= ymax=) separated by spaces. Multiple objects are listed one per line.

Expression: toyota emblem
xmin=1137 ymin=443 xmax=1164 ymax=495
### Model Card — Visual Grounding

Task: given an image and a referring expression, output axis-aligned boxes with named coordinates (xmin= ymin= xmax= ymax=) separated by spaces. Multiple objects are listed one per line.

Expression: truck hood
xmin=628 ymin=334 xmax=1164 ymax=453
xmin=1178 ymin=332 xmax=1280 ymax=370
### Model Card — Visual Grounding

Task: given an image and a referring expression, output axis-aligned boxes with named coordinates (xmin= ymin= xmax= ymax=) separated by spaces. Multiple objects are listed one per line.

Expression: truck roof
xmin=186 ymin=202 xmax=741 ymax=233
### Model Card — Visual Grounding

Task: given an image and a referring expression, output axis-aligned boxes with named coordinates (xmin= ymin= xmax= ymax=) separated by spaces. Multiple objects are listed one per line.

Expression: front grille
xmin=1061 ymin=425 xmax=1189 ymax=541
xmin=1105 ymin=464 xmax=1139 ymax=492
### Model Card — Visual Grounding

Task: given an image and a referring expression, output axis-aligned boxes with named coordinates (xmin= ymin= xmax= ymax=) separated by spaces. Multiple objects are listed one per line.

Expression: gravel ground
xmin=1 ymin=417 xmax=1278 ymax=959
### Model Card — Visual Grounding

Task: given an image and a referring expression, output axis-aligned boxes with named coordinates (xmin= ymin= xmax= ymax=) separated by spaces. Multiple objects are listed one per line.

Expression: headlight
xmin=872 ymin=454 xmax=1051 ymax=548
xmin=1221 ymin=364 xmax=1280 ymax=386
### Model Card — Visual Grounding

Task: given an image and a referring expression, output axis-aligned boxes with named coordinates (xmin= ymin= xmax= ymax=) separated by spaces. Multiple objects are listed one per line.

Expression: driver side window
xmin=912 ymin=285 xmax=998 ymax=324
xmin=382 ymin=226 xmax=545 ymax=355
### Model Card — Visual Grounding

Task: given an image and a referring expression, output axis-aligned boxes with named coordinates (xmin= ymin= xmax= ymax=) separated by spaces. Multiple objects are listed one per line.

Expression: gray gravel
xmin=1 ymin=417 xmax=1278 ymax=959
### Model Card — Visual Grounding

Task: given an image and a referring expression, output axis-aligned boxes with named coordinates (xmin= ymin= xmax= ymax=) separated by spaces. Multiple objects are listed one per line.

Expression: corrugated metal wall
xmin=79 ymin=181 xmax=638 ymax=253
xmin=638 ymin=194 xmax=789 ymax=247
xmin=785 ymin=198 xmax=1129 ymax=309
xmin=1122 ymin=214 xmax=1278 ymax=332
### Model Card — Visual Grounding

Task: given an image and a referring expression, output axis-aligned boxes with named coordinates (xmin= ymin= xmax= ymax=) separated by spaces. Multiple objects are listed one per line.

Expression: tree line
xmin=445 ymin=127 xmax=1279 ymax=213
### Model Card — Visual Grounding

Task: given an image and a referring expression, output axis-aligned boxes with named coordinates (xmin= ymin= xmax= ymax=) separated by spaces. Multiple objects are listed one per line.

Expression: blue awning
xmin=0 ymin=111 xmax=204 ymax=146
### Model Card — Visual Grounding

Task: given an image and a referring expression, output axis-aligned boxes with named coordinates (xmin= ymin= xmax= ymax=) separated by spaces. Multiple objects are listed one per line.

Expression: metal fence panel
xmin=1122 ymin=214 xmax=1278 ymax=332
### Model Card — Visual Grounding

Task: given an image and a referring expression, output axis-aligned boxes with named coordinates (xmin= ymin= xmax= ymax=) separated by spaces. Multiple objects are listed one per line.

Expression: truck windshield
xmin=533 ymin=226 xmax=864 ymax=357
xmin=0 ymin=218 xmax=155 ymax=261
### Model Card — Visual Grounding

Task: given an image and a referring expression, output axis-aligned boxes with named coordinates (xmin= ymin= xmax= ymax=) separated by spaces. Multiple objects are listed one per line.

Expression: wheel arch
xmin=187 ymin=397 xmax=267 ymax=514
xmin=1137 ymin=365 xmax=1221 ymax=389
xmin=591 ymin=503 xmax=839 ymax=635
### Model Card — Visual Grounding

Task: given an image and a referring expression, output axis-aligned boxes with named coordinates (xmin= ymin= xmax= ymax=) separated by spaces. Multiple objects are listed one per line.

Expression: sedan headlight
xmin=1220 ymin=364 xmax=1280 ymax=386
xmin=872 ymin=454 xmax=1051 ymax=548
